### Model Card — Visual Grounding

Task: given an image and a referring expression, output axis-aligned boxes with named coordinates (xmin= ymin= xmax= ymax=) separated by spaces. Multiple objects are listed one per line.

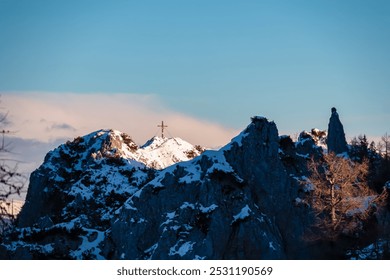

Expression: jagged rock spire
xmin=327 ymin=107 xmax=348 ymax=154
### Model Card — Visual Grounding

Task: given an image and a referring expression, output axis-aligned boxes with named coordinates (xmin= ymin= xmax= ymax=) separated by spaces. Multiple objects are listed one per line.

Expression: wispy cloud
xmin=1 ymin=92 xmax=239 ymax=146
xmin=5 ymin=92 xmax=385 ymax=148
xmin=46 ymin=123 xmax=77 ymax=132
xmin=0 ymin=92 xmax=240 ymax=200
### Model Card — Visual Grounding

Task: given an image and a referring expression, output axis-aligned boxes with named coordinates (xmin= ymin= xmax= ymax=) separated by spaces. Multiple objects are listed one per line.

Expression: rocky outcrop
xmin=17 ymin=130 xmax=204 ymax=228
xmin=17 ymin=129 xmax=144 ymax=228
xmin=0 ymin=117 xmax=330 ymax=259
xmin=110 ymin=117 xmax=296 ymax=259
xmin=327 ymin=107 xmax=348 ymax=154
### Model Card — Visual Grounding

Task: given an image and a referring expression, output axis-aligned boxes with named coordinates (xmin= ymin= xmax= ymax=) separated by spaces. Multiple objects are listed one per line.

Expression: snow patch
xmin=296 ymin=153 xmax=310 ymax=159
xmin=199 ymin=204 xmax=218 ymax=213
xmin=166 ymin=211 xmax=176 ymax=219
xmin=144 ymin=243 xmax=158 ymax=259
xmin=346 ymin=239 xmax=390 ymax=260
xmin=229 ymin=130 xmax=250 ymax=148
xmin=180 ymin=202 xmax=195 ymax=210
xmin=232 ymin=205 xmax=252 ymax=224
xmin=269 ymin=241 xmax=277 ymax=251
xmin=161 ymin=211 xmax=176 ymax=227
xmin=169 ymin=241 xmax=195 ymax=257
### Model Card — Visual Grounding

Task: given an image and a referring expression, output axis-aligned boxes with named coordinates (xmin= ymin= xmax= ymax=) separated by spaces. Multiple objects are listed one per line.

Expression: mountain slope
xmin=1 ymin=118 xmax=301 ymax=259
xmin=0 ymin=118 xmax=304 ymax=259
xmin=2 ymin=114 xmax=384 ymax=260
xmin=110 ymin=117 xmax=292 ymax=259
xmin=15 ymin=129 xmax=203 ymax=228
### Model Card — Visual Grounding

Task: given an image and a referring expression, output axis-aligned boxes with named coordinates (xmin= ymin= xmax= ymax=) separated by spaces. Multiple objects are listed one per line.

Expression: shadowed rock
xmin=327 ymin=107 xmax=348 ymax=154
xmin=0 ymin=118 xmax=325 ymax=259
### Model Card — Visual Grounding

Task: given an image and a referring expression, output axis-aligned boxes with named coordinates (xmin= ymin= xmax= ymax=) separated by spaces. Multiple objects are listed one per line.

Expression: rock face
xmin=17 ymin=130 xmax=204 ymax=228
xmin=111 ymin=117 xmax=293 ymax=259
xmin=327 ymin=107 xmax=348 ymax=154
xmin=0 ymin=118 xmax=325 ymax=259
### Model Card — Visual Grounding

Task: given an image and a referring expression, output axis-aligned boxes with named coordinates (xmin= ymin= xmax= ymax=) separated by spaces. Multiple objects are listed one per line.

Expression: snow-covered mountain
xmin=12 ymin=129 xmax=205 ymax=232
xmin=1 ymin=118 xmax=298 ymax=259
xmin=61 ymin=129 xmax=204 ymax=170
xmin=139 ymin=135 xmax=204 ymax=169
xmin=0 ymin=112 xmax=388 ymax=260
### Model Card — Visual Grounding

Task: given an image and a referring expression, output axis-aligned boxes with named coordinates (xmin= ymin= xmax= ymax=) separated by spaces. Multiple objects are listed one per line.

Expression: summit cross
xmin=157 ymin=121 xmax=168 ymax=138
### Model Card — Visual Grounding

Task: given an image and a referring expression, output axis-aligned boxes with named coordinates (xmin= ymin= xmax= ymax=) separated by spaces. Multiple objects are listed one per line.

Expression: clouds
xmin=1 ymin=92 xmax=238 ymax=147
xmin=0 ymin=92 xmax=240 ymax=199
xmin=46 ymin=122 xmax=77 ymax=132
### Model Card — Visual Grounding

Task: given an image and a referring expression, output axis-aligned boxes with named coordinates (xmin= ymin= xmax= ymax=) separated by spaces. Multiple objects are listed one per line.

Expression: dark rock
xmin=327 ymin=107 xmax=348 ymax=154
xmin=2 ymin=117 xmax=338 ymax=259
xmin=37 ymin=216 xmax=54 ymax=230
xmin=110 ymin=117 xmax=305 ymax=259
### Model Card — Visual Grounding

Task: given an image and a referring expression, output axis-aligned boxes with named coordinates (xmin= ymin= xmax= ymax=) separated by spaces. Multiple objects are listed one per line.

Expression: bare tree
xmin=0 ymin=110 xmax=24 ymax=233
xmin=381 ymin=133 xmax=390 ymax=161
xmin=377 ymin=133 xmax=390 ymax=187
xmin=303 ymin=152 xmax=386 ymax=239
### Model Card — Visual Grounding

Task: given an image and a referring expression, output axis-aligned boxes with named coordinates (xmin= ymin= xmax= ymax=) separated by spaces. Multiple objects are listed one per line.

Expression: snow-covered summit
xmin=43 ymin=129 xmax=205 ymax=171
xmin=139 ymin=136 xmax=204 ymax=169
xmin=4 ymin=113 xmax=386 ymax=260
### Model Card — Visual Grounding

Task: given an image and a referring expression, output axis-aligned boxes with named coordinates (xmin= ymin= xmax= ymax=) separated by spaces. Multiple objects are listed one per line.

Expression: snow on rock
xmin=269 ymin=241 xmax=277 ymax=251
xmin=166 ymin=211 xmax=176 ymax=220
xmin=45 ymin=129 xmax=205 ymax=171
xmin=232 ymin=205 xmax=252 ymax=224
xmin=294 ymin=129 xmax=327 ymax=154
xmin=139 ymin=136 xmax=204 ymax=169
xmin=199 ymin=204 xmax=218 ymax=213
xmin=346 ymin=239 xmax=390 ymax=260
xmin=2 ymin=116 xmax=314 ymax=260
xmin=70 ymin=229 xmax=106 ymax=260
xmin=169 ymin=241 xmax=195 ymax=257
xmin=144 ymin=243 xmax=159 ymax=260
xmin=292 ymin=175 xmax=314 ymax=192
xmin=229 ymin=130 xmax=250 ymax=148
xmin=180 ymin=202 xmax=195 ymax=210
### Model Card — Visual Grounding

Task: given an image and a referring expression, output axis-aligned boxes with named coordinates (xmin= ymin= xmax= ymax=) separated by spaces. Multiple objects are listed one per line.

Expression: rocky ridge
xmin=1 ymin=117 xmax=311 ymax=259
xmin=1 ymin=111 xmax=385 ymax=259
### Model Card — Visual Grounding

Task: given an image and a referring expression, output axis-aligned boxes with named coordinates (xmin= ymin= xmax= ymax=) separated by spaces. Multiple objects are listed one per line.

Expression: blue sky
xmin=0 ymin=0 xmax=389 ymax=139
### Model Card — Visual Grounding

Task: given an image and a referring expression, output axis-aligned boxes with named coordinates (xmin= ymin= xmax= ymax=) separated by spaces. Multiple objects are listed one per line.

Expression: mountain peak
xmin=139 ymin=136 xmax=205 ymax=169
xmin=43 ymin=129 xmax=204 ymax=173
xmin=141 ymin=136 xmax=168 ymax=149
xmin=327 ymin=107 xmax=348 ymax=154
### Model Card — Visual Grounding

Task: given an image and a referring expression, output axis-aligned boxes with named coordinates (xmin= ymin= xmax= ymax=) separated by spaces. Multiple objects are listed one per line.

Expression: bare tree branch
xmin=0 ymin=106 xmax=25 ymax=233
xmin=302 ymin=152 xmax=383 ymax=240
